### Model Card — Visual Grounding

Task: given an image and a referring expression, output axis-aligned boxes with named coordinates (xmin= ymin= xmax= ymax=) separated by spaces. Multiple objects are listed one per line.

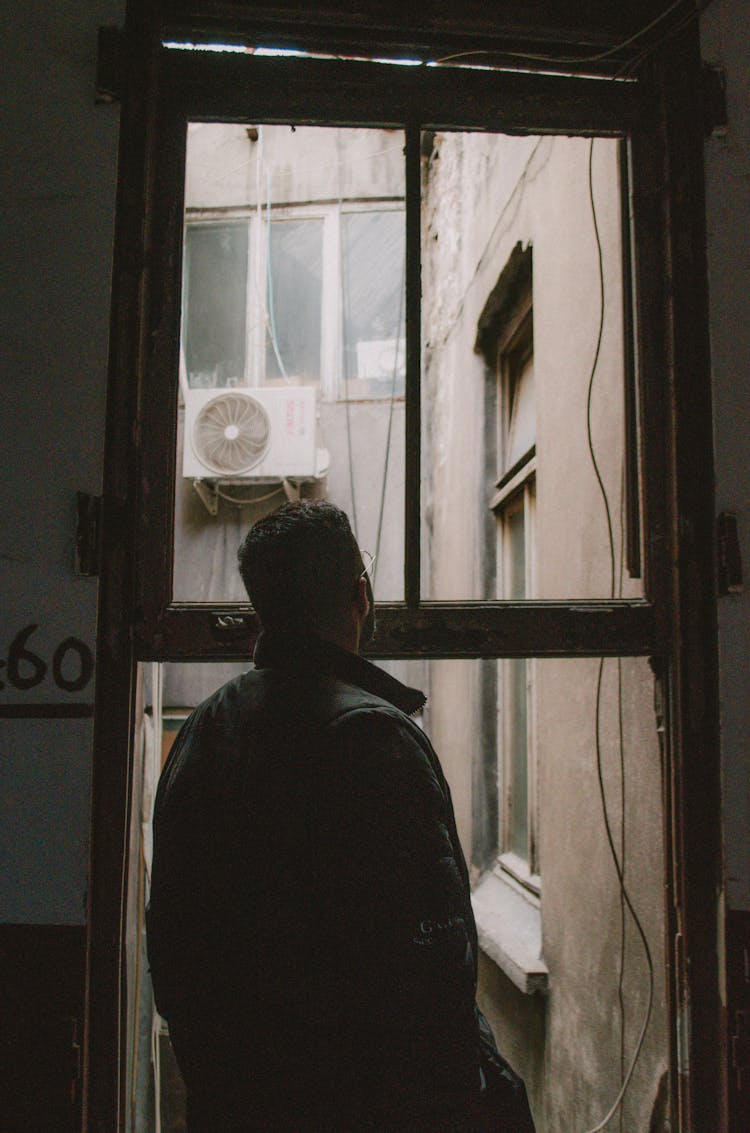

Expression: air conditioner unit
xmin=183 ymin=386 xmax=319 ymax=481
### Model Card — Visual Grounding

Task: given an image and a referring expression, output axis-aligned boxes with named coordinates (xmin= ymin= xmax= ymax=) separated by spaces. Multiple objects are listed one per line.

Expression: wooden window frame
xmin=132 ymin=46 xmax=660 ymax=663
xmin=86 ymin=16 xmax=722 ymax=1133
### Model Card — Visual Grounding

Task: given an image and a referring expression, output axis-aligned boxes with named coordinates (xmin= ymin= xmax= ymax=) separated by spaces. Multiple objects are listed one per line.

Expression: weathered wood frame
xmin=85 ymin=12 xmax=722 ymax=1133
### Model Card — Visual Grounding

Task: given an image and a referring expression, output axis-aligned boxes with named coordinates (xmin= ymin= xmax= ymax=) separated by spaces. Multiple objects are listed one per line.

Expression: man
xmin=147 ymin=500 xmax=533 ymax=1131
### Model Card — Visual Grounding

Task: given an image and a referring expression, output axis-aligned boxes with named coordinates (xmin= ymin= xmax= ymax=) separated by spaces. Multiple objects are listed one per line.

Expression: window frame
xmin=87 ymin=17 xmax=723 ymax=1133
xmin=133 ymin=46 xmax=661 ymax=663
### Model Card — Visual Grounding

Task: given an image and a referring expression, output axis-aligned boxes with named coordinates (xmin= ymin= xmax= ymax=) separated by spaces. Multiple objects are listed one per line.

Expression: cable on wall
xmin=373 ymin=251 xmax=406 ymax=581
xmin=580 ymin=137 xmax=655 ymax=1133
xmin=617 ymin=458 xmax=627 ymax=1133
xmin=265 ymin=170 xmax=290 ymax=382
xmin=337 ymin=134 xmax=360 ymax=538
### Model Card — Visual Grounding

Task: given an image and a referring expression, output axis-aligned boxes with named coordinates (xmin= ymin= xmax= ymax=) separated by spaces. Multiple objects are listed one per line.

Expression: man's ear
xmin=355 ymin=574 xmax=370 ymax=620
xmin=358 ymin=573 xmax=376 ymax=645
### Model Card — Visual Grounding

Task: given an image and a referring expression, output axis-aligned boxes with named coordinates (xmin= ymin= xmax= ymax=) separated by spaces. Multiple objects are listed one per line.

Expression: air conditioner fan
xmin=191 ymin=392 xmax=271 ymax=476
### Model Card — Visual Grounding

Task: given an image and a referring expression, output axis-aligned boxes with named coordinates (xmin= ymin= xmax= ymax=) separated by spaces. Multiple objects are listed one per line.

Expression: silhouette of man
xmin=147 ymin=500 xmax=533 ymax=1132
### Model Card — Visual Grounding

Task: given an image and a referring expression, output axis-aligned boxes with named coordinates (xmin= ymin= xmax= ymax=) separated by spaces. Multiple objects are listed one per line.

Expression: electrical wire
xmin=373 ymin=249 xmax=406 ymax=581
xmin=432 ymin=0 xmax=692 ymax=69
xmin=265 ymin=170 xmax=290 ymax=381
xmin=213 ymin=482 xmax=286 ymax=508
xmin=337 ymin=134 xmax=360 ymax=539
xmin=616 ymin=462 xmax=627 ymax=1133
xmin=615 ymin=0 xmax=718 ymax=77
xmin=585 ymin=139 xmax=616 ymax=601
xmin=580 ymin=137 xmax=654 ymax=1133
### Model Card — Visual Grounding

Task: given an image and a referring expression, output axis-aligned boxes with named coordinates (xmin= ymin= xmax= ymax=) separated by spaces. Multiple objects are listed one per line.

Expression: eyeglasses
xmin=358 ymin=549 xmax=376 ymax=583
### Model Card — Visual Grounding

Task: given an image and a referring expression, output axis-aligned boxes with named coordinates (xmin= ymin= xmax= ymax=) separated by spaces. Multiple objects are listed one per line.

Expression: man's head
xmin=237 ymin=500 xmax=374 ymax=649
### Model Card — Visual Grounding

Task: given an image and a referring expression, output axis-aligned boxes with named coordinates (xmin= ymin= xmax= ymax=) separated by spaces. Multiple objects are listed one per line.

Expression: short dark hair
xmin=237 ymin=500 xmax=362 ymax=632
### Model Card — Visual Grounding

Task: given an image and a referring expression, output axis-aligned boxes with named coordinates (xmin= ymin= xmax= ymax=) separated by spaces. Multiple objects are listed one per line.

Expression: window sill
xmin=471 ymin=870 xmax=548 ymax=994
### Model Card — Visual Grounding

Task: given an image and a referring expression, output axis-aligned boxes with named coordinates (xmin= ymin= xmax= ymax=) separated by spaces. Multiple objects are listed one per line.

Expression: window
xmin=472 ymin=244 xmax=538 ymax=886
xmin=492 ymin=279 xmax=538 ymax=887
xmin=180 ymin=124 xmax=405 ymax=401
xmin=90 ymin=20 xmax=721 ymax=1133
xmin=183 ymin=223 xmax=248 ymax=388
xmin=265 ymin=216 xmax=324 ymax=384
xmin=133 ymin=48 xmax=661 ymax=657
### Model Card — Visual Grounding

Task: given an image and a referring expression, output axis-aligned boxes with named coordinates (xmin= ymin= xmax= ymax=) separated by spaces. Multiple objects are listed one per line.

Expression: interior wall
xmin=0 ymin=2 xmax=121 ymax=1127
xmin=0 ymin=0 xmax=121 ymax=920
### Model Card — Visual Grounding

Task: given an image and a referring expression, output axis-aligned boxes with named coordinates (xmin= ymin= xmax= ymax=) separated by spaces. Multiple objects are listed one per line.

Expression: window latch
xmin=211 ymin=613 xmax=255 ymax=643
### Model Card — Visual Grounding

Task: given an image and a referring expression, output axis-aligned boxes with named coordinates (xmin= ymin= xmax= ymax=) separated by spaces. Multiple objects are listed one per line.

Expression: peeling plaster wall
xmin=421 ymin=130 xmax=667 ymax=1131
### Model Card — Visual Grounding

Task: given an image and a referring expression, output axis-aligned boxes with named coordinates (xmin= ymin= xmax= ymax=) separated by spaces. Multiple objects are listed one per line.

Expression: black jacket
xmin=147 ymin=633 xmax=485 ymax=1131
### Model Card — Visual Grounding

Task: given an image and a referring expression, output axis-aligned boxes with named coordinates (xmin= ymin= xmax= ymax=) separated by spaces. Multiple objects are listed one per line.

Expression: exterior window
xmin=266 ymin=218 xmax=324 ymax=383
xmin=493 ymin=300 xmax=538 ymax=887
xmin=183 ymin=223 xmax=249 ymax=389
xmin=181 ymin=204 xmax=404 ymax=400
xmin=341 ymin=210 xmax=405 ymax=398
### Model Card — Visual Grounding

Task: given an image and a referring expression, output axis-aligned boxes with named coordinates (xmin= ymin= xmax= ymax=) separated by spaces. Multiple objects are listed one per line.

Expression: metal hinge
xmin=96 ymin=26 xmax=124 ymax=104
xmin=76 ymin=492 xmax=102 ymax=577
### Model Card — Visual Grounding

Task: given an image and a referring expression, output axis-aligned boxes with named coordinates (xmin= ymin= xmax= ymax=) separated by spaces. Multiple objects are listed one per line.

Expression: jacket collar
xmin=253 ymin=630 xmax=426 ymax=718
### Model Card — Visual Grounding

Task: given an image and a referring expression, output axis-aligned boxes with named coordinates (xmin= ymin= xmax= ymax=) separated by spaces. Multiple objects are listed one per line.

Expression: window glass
xmin=174 ymin=123 xmax=406 ymax=604
xmin=506 ymin=504 xmax=526 ymax=601
xmin=506 ymin=354 xmax=535 ymax=468
xmin=507 ymin=657 xmax=530 ymax=859
xmin=421 ymin=129 xmax=642 ymax=602
xmin=265 ymin=218 xmax=323 ymax=383
xmin=183 ymin=224 xmax=248 ymax=389
xmin=342 ymin=210 xmax=405 ymax=398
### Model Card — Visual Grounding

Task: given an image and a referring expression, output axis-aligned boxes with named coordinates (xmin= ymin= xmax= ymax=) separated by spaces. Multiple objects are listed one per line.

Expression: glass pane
xmin=265 ymin=219 xmax=323 ymax=382
xmin=174 ymin=124 xmax=405 ymax=603
xmin=342 ymin=210 xmax=405 ymax=398
xmin=506 ymin=355 xmax=535 ymax=468
xmin=183 ymin=224 xmax=248 ymax=389
xmin=506 ymin=505 xmax=526 ymax=600
xmin=421 ymin=131 xmax=642 ymax=601
xmin=506 ymin=657 xmax=529 ymax=859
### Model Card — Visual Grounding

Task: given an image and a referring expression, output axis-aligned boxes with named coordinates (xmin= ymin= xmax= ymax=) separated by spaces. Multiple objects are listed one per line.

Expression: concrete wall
xmin=421 ymin=130 xmax=666 ymax=1131
xmin=185 ymin=122 xmax=405 ymax=209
